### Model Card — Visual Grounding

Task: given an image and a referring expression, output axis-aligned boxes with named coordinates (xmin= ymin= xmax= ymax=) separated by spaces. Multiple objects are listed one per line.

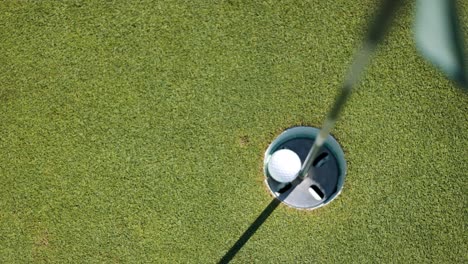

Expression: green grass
xmin=1 ymin=0 xmax=467 ymax=263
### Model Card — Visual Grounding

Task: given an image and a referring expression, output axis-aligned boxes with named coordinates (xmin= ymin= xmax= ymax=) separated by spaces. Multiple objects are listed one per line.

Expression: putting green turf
xmin=1 ymin=0 xmax=467 ymax=262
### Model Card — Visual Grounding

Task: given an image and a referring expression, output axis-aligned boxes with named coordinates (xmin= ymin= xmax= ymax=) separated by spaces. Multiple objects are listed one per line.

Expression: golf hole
xmin=264 ymin=126 xmax=347 ymax=210
xmin=309 ymin=185 xmax=324 ymax=200
xmin=313 ymin=152 xmax=329 ymax=168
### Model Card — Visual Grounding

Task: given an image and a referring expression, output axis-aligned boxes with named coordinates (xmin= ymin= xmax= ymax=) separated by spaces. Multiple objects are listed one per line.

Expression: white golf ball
xmin=267 ymin=149 xmax=302 ymax=183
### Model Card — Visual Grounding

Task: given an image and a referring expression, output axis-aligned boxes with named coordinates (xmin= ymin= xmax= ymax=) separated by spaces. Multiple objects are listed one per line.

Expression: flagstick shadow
xmin=218 ymin=198 xmax=281 ymax=264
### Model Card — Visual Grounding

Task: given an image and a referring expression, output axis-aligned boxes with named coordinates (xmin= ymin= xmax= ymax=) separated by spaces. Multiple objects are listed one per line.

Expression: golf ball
xmin=267 ymin=149 xmax=302 ymax=183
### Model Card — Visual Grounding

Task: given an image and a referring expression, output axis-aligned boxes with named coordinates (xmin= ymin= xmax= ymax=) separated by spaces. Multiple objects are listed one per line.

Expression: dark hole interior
xmin=277 ymin=183 xmax=292 ymax=193
xmin=313 ymin=152 xmax=329 ymax=167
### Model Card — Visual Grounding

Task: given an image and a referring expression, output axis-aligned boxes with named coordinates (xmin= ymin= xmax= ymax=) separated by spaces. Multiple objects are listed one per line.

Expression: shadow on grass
xmin=218 ymin=198 xmax=281 ymax=264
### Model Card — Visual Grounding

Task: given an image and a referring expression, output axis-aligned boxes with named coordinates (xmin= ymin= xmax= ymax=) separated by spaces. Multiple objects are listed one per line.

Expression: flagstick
xmin=299 ymin=0 xmax=403 ymax=179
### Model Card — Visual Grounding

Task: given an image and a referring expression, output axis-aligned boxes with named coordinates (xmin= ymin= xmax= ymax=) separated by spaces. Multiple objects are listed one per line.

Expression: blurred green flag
xmin=414 ymin=0 xmax=467 ymax=89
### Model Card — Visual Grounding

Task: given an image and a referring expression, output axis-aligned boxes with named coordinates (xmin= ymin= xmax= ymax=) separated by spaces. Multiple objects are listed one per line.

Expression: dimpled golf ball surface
xmin=267 ymin=149 xmax=302 ymax=183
